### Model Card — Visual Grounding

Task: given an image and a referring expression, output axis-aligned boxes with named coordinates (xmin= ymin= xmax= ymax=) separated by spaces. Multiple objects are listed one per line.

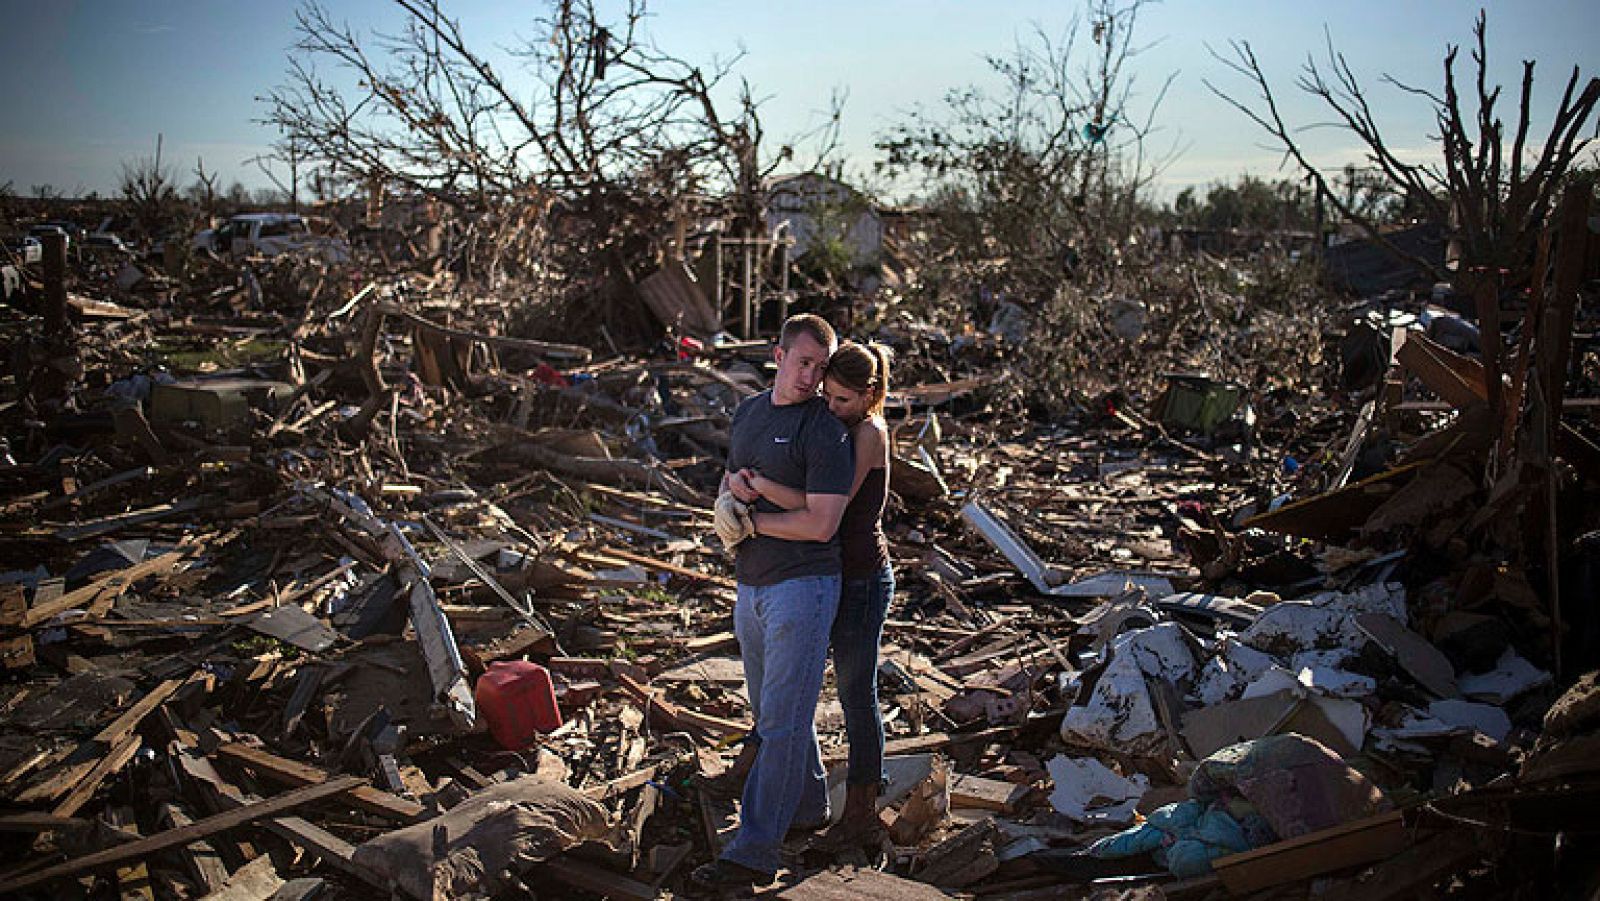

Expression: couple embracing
xmin=696 ymin=314 xmax=895 ymax=890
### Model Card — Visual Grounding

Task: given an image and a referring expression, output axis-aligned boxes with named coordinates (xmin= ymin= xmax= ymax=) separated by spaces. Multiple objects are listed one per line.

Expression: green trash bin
xmin=1156 ymin=374 xmax=1242 ymax=434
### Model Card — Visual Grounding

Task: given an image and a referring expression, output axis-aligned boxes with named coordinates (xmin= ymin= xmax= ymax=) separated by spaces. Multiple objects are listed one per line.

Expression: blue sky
xmin=1 ymin=0 xmax=1595 ymax=201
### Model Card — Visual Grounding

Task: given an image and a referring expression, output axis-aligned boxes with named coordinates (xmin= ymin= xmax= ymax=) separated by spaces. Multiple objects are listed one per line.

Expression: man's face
xmin=772 ymin=331 xmax=831 ymax=405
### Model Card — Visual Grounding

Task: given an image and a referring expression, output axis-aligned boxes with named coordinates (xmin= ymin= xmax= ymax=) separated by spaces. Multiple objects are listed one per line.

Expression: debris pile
xmin=0 ymin=184 xmax=1596 ymax=901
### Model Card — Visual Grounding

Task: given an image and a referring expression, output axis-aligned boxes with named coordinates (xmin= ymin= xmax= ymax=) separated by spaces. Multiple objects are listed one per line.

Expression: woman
xmin=734 ymin=340 xmax=894 ymax=851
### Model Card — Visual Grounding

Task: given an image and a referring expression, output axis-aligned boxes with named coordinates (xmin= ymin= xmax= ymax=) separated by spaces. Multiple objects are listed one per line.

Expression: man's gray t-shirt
xmin=727 ymin=391 xmax=854 ymax=586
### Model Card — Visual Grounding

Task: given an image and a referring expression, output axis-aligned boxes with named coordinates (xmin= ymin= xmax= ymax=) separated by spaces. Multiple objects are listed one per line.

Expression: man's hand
xmin=728 ymin=469 xmax=761 ymax=504
xmin=713 ymin=491 xmax=756 ymax=549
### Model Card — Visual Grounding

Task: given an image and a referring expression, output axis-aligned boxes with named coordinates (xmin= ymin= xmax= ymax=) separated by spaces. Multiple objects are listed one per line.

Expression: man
xmin=692 ymin=314 xmax=854 ymax=890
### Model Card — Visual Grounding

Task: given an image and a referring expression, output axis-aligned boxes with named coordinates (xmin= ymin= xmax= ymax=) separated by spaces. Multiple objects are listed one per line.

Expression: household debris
xmin=0 ymin=168 xmax=1595 ymax=901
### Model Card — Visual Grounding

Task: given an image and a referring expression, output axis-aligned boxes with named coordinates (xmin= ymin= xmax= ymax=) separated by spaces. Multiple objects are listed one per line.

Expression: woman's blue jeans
xmin=833 ymin=565 xmax=894 ymax=787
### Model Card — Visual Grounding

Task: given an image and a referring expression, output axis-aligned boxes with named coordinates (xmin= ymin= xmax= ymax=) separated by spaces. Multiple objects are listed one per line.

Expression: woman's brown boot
xmin=811 ymin=782 xmax=885 ymax=853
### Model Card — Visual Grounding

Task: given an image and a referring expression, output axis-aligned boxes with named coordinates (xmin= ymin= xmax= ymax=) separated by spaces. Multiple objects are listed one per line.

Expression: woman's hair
xmin=825 ymin=341 xmax=893 ymax=417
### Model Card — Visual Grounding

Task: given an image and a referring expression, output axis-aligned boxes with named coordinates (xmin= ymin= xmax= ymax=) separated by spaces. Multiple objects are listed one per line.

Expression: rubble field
xmin=1 ymin=187 xmax=1598 ymax=901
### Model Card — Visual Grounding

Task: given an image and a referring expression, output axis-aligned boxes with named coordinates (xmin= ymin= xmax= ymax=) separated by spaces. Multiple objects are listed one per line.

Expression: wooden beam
xmin=175 ymin=751 xmax=385 ymax=890
xmin=1317 ymin=828 xmax=1481 ymax=901
xmin=53 ymin=498 xmax=209 ymax=543
xmin=52 ymin=732 xmax=142 ymax=817
xmin=373 ymin=300 xmax=593 ymax=364
xmin=949 ymin=772 xmax=1033 ymax=813
xmin=617 ymin=673 xmax=748 ymax=737
xmin=1242 ymin=462 xmax=1427 ymax=542
xmin=1395 ymin=332 xmax=1487 ymax=409
xmin=582 ymin=758 xmax=680 ymax=802
xmin=214 ymin=742 xmax=424 ymax=822
xmin=0 ymin=813 xmax=91 ymax=833
xmin=13 ymin=552 xmax=189 ymax=628
xmin=541 ymin=857 xmax=658 ymax=901
xmin=824 ymin=727 xmax=1020 ymax=764
xmin=1211 ymin=810 xmax=1406 ymax=895
xmin=0 ymin=777 xmax=364 ymax=894
xmin=595 ymin=546 xmax=734 ymax=590
xmin=1540 ymin=185 xmax=1591 ymax=424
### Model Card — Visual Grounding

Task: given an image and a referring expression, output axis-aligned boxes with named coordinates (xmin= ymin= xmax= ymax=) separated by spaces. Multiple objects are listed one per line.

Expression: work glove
xmin=713 ymin=491 xmax=756 ymax=549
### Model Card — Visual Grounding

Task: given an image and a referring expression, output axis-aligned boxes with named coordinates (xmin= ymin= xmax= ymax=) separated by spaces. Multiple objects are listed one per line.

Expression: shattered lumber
xmin=0 ymin=777 xmax=365 ymax=894
xmin=0 ymin=175 xmax=1595 ymax=901
xmin=214 ymin=743 xmax=425 ymax=822
xmin=618 ymin=672 xmax=748 ymax=737
xmin=372 ymin=300 xmax=593 ymax=364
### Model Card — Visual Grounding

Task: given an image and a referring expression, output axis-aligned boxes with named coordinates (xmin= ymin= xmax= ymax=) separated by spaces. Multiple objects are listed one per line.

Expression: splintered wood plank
xmin=176 ymin=751 xmax=384 ymax=890
xmin=1317 ymin=828 xmax=1482 ymax=901
xmin=18 ymin=678 xmax=185 ymax=806
xmin=0 ymin=744 xmax=70 ymax=794
xmin=581 ymin=758 xmax=678 ymax=802
xmin=1395 ymin=332 xmax=1488 ymax=408
xmin=617 ymin=673 xmax=748 ymax=738
xmin=1212 ymin=810 xmax=1406 ymax=895
xmin=1241 ymin=462 xmax=1426 ymax=542
xmin=53 ymin=498 xmax=208 ymax=543
xmin=52 ymin=732 xmax=142 ymax=817
xmin=776 ymin=865 xmax=953 ymax=900
xmin=195 ymin=854 xmax=284 ymax=901
xmin=949 ymin=772 xmax=1033 ymax=813
xmin=15 ymin=551 xmax=188 ymax=628
xmin=541 ymin=857 xmax=658 ymax=901
xmin=0 ymin=777 xmax=365 ymax=894
xmin=0 ymin=813 xmax=91 ymax=833
xmin=157 ymin=803 xmax=230 ymax=894
xmin=106 ymin=807 xmax=154 ymax=901
xmin=683 ymin=630 xmax=737 ymax=653
xmin=214 ymin=743 xmax=424 ymax=822
xmin=825 ymin=727 xmax=1020 ymax=765
xmin=596 ymin=546 xmax=735 ymax=590
xmin=96 ymin=678 xmax=185 ymax=743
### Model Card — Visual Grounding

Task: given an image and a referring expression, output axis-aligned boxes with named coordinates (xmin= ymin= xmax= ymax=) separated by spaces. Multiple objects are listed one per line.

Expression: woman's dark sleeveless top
xmin=839 ymin=467 xmax=889 ymax=578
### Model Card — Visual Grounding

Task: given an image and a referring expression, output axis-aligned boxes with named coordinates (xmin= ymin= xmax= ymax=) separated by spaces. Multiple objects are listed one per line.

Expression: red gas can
xmin=475 ymin=661 xmax=563 ymax=750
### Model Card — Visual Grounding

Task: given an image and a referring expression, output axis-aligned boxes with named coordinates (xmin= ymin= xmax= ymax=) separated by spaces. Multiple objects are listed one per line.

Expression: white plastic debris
xmin=1194 ymin=638 xmax=1279 ymax=706
xmin=1046 ymin=755 xmax=1149 ymax=825
xmin=1311 ymin=695 xmax=1372 ymax=754
xmin=1317 ymin=581 xmax=1408 ymax=622
xmin=1060 ymin=648 xmax=1161 ymax=753
xmin=1060 ymin=624 xmax=1196 ymax=755
xmin=1380 ymin=708 xmax=1457 ymax=740
xmin=1119 ymin=622 xmax=1197 ymax=682
xmin=1294 ymin=662 xmax=1377 ymax=699
xmin=1428 ymin=698 xmax=1513 ymax=743
xmin=1380 ymin=698 xmax=1512 ymax=745
xmin=1459 ymin=648 xmax=1552 ymax=705
xmin=1239 ymin=602 xmax=1359 ymax=655
xmin=1239 ymin=582 xmax=1407 ymax=656
xmin=1241 ymin=666 xmax=1302 ymax=700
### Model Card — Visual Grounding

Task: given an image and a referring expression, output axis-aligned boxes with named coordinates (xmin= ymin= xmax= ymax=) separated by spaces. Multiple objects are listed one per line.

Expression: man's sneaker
xmin=688 ymin=859 xmax=775 ymax=892
xmin=784 ymin=816 xmax=829 ymax=840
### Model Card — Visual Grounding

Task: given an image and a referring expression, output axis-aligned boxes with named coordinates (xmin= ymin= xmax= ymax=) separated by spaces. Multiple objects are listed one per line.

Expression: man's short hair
xmin=778 ymin=313 xmax=837 ymax=352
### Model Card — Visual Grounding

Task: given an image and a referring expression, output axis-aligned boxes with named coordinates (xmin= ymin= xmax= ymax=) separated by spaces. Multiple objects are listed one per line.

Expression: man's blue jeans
xmin=721 ymin=574 xmax=840 ymax=875
xmin=833 ymin=565 xmax=894 ymax=787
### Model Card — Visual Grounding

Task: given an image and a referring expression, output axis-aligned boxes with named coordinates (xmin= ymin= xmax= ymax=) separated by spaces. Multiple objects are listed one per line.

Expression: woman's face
xmin=823 ymin=376 xmax=870 ymax=426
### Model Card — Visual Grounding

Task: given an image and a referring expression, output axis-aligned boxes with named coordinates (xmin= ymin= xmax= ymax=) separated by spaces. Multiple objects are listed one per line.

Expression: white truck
xmin=193 ymin=213 xmax=349 ymax=262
